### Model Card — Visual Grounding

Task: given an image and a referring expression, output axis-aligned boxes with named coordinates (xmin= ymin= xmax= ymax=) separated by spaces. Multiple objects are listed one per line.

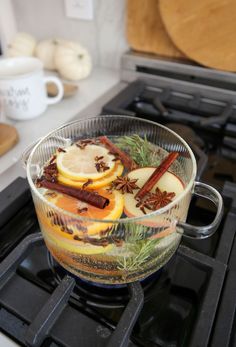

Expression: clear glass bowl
xmin=24 ymin=116 xmax=223 ymax=284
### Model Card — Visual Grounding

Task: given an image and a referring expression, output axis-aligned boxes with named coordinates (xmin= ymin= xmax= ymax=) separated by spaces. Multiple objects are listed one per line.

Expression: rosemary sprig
xmin=117 ymin=238 xmax=160 ymax=272
xmin=116 ymin=134 xmax=161 ymax=167
xmin=116 ymin=222 xmax=160 ymax=272
xmin=123 ymin=222 xmax=147 ymax=242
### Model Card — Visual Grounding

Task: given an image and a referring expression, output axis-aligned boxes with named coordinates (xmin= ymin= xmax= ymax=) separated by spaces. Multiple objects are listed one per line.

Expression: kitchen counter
xmin=0 ymin=67 xmax=125 ymax=192
xmin=0 ymin=67 xmax=126 ymax=347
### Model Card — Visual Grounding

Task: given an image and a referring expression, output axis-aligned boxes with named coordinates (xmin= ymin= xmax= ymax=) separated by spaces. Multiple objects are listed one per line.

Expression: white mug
xmin=0 ymin=57 xmax=64 ymax=120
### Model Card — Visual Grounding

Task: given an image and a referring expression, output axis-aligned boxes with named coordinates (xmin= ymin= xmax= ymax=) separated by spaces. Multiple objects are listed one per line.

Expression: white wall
xmin=12 ymin=0 xmax=129 ymax=69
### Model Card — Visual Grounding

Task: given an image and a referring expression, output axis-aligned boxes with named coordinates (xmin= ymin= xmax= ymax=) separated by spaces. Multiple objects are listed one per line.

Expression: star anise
xmin=95 ymin=161 xmax=110 ymax=172
xmin=110 ymin=176 xmax=139 ymax=194
xmin=147 ymin=187 xmax=175 ymax=209
xmin=76 ymin=138 xmax=97 ymax=149
xmin=136 ymin=187 xmax=175 ymax=214
xmin=135 ymin=200 xmax=148 ymax=214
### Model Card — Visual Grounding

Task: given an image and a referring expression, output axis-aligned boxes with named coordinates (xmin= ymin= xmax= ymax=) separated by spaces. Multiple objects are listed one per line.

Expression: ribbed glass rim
xmin=26 ymin=115 xmax=197 ymax=224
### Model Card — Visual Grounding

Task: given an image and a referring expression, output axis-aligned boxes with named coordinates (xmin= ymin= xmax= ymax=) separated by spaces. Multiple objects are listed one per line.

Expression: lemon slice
xmin=58 ymin=162 xmax=124 ymax=189
xmin=57 ymin=144 xmax=116 ymax=181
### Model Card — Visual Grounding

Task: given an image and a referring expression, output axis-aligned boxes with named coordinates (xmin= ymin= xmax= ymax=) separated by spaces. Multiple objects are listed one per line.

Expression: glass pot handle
xmin=177 ymin=181 xmax=223 ymax=239
xmin=21 ymin=139 xmax=41 ymax=170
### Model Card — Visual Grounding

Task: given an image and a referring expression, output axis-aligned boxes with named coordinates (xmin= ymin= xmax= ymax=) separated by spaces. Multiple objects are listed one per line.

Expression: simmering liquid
xmin=35 ymin=136 xmax=190 ymax=284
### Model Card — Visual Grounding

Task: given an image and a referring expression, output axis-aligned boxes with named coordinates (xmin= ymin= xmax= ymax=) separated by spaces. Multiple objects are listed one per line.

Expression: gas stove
xmin=1 ymin=52 xmax=236 ymax=347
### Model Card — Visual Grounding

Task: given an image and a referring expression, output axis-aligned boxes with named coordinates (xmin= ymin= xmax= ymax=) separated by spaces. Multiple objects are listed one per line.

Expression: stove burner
xmin=203 ymin=154 xmax=236 ymax=188
xmin=199 ymin=103 xmax=233 ymax=126
xmin=47 ymin=252 xmax=164 ymax=308
xmin=152 ymin=96 xmax=169 ymax=116
xmin=166 ymin=123 xmax=208 ymax=179
xmin=166 ymin=123 xmax=204 ymax=148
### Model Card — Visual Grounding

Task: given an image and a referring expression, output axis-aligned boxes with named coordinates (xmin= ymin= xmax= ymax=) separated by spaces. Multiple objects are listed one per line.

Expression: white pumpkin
xmin=7 ymin=32 xmax=36 ymax=57
xmin=35 ymin=39 xmax=61 ymax=70
xmin=54 ymin=41 xmax=92 ymax=81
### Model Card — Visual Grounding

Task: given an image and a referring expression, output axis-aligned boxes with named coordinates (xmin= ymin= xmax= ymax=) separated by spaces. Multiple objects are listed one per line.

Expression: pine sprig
xmin=116 ymin=135 xmax=160 ymax=167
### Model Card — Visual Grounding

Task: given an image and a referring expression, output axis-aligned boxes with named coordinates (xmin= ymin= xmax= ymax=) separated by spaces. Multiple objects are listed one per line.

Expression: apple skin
xmin=124 ymin=167 xmax=185 ymax=218
xmin=123 ymin=167 xmax=185 ymax=237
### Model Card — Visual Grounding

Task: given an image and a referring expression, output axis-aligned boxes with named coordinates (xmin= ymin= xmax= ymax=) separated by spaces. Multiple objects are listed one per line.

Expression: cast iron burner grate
xmin=0 ymin=233 xmax=143 ymax=347
xmin=0 ymin=178 xmax=236 ymax=346
xmin=47 ymin=251 xmax=162 ymax=308
xmin=0 ymin=231 xmax=228 ymax=347
xmin=102 ymin=79 xmax=236 ymax=163
xmin=103 ymin=80 xmax=236 ymax=130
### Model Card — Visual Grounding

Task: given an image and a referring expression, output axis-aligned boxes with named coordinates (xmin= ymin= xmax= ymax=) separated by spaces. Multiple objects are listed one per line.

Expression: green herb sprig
xmin=117 ymin=239 xmax=160 ymax=272
xmin=116 ymin=222 xmax=160 ymax=272
xmin=116 ymin=134 xmax=161 ymax=167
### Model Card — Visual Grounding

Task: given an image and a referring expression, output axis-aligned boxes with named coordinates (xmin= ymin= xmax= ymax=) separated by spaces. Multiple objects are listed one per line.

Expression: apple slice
xmin=124 ymin=167 xmax=185 ymax=220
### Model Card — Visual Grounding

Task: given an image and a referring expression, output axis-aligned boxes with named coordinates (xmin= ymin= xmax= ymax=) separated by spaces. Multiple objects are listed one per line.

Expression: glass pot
xmin=23 ymin=116 xmax=223 ymax=284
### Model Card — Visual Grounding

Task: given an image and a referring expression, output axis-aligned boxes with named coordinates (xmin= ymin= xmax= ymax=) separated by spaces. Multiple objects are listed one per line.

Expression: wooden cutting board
xmin=126 ymin=0 xmax=185 ymax=59
xmin=159 ymin=0 xmax=236 ymax=71
xmin=0 ymin=123 xmax=19 ymax=156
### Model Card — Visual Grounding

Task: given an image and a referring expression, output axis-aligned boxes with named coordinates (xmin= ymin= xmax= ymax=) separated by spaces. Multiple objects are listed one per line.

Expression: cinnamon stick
xmin=135 ymin=152 xmax=179 ymax=201
xmin=38 ymin=180 xmax=109 ymax=209
xmin=99 ymin=136 xmax=138 ymax=171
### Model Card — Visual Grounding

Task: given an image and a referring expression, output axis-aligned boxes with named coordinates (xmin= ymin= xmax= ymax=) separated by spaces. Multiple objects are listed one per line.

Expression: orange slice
xmin=43 ymin=187 xmax=124 ymax=236
xmin=44 ymin=231 xmax=113 ymax=255
xmin=56 ymin=144 xmax=116 ymax=181
xmin=58 ymin=162 xmax=124 ymax=189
